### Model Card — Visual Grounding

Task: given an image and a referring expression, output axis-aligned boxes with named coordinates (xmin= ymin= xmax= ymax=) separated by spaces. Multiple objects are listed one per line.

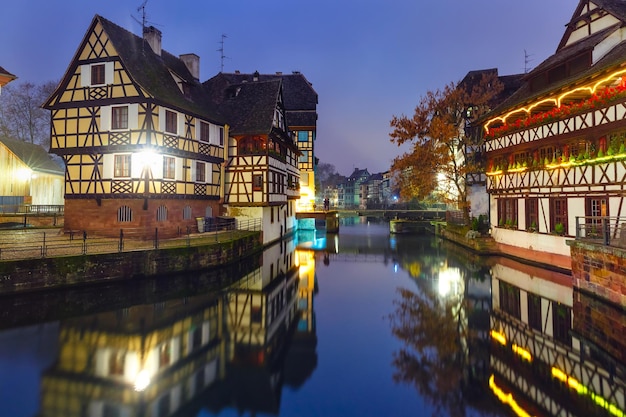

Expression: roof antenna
xmin=218 ymin=34 xmax=229 ymax=73
xmin=133 ymin=0 xmax=149 ymax=33
xmin=524 ymin=49 xmax=534 ymax=74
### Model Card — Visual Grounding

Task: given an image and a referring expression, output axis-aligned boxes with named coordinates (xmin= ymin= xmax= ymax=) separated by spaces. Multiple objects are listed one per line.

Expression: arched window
xmin=117 ymin=206 xmax=133 ymax=222
xmin=156 ymin=205 xmax=168 ymax=222
xmin=183 ymin=205 xmax=192 ymax=220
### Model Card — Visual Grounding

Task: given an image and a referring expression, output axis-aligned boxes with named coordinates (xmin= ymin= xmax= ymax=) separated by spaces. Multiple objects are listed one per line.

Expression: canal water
xmin=0 ymin=217 xmax=624 ymax=417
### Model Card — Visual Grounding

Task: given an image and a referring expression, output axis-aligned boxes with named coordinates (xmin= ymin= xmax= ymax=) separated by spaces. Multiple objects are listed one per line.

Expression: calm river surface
xmin=0 ymin=218 xmax=624 ymax=417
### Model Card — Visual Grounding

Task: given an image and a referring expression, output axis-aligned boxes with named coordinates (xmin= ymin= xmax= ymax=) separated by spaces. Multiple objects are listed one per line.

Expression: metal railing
xmin=575 ymin=216 xmax=626 ymax=248
xmin=0 ymin=217 xmax=262 ymax=261
xmin=0 ymin=205 xmax=64 ymax=214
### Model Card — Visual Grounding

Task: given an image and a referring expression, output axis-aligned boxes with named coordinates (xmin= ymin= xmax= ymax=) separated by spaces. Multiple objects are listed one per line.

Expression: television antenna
xmin=524 ymin=49 xmax=534 ymax=74
xmin=218 ymin=34 xmax=229 ymax=72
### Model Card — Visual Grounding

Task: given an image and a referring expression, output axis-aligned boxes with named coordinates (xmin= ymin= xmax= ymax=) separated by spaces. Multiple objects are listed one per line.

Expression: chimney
xmin=143 ymin=26 xmax=162 ymax=56
xmin=180 ymin=53 xmax=200 ymax=81
xmin=253 ymin=71 xmax=259 ymax=82
xmin=276 ymin=71 xmax=282 ymax=75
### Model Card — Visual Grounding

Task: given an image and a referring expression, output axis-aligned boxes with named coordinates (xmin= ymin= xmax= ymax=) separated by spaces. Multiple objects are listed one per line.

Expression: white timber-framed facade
xmin=483 ymin=0 xmax=626 ymax=269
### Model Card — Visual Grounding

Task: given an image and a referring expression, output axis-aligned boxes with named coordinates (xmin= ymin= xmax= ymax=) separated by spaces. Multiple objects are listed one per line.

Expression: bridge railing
xmin=575 ymin=216 xmax=626 ymax=248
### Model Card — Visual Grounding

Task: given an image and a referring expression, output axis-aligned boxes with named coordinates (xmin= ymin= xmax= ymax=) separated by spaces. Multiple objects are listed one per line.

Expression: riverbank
xmin=0 ymin=230 xmax=263 ymax=295
xmin=435 ymin=222 xmax=573 ymax=275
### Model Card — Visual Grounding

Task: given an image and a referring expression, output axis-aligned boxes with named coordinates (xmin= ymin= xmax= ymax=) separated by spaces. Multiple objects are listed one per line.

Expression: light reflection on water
xmin=0 ymin=218 xmax=623 ymax=417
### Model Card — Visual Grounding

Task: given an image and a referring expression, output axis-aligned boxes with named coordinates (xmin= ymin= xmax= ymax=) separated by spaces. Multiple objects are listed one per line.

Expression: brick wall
xmin=573 ymin=289 xmax=626 ymax=363
xmin=64 ymin=198 xmax=221 ymax=238
xmin=569 ymin=240 xmax=626 ymax=307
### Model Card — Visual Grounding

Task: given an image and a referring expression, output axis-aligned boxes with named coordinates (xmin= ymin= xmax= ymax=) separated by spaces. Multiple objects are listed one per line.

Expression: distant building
xmin=459 ymin=69 xmax=523 ymax=218
xmin=343 ymin=168 xmax=370 ymax=209
xmin=483 ymin=0 xmax=626 ymax=269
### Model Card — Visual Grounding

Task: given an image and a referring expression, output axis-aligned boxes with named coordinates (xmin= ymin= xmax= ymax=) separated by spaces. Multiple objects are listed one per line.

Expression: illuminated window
xmin=165 ymin=110 xmax=177 ymax=134
xmin=91 ymin=64 xmax=105 ymax=85
xmin=163 ymin=156 xmax=175 ymax=179
xmin=114 ymin=154 xmax=131 ymax=177
xmin=109 ymin=350 xmax=125 ymax=376
xmin=111 ymin=106 xmax=128 ymax=130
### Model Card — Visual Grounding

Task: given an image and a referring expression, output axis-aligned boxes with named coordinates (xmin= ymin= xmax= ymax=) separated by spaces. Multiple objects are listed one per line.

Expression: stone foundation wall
xmin=0 ymin=233 xmax=262 ymax=294
xmin=569 ymin=240 xmax=626 ymax=307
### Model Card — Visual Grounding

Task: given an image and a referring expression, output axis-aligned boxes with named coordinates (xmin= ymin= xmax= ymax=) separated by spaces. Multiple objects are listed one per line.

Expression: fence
xmin=0 ymin=217 xmax=262 ymax=261
xmin=575 ymin=216 xmax=626 ymax=248
xmin=0 ymin=205 xmax=64 ymax=214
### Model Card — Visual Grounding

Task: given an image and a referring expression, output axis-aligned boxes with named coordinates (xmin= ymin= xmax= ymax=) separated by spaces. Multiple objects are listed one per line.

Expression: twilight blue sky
xmin=1 ymin=0 xmax=573 ymax=175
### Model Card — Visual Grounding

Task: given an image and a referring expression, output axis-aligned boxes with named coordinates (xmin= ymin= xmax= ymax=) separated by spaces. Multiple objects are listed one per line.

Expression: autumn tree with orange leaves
xmin=389 ymin=73 xmax=503 ymax=221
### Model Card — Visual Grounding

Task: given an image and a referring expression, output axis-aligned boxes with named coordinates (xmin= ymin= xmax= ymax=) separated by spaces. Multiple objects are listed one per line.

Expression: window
xmin=109 ymin=350 xmax=125 ymax=376
xmin=585 ymin=196 xmax=608 ymax=236
xmin=525 ymin=198 xmax=539 ymax=231
xmin=117 ymin=206 xmax=133 ymax=222
xmin=200 ymin=121 xmax=210 ymax=142
xmin=91 ymin=64 xmax=105 ymax=85
xmin=252 ymin=174 xmax=263 ymax=191
xmin=251 ymin=306 xmax=262 ymax=323
xmin=552 ymin=302 xmax=572 ymax=345
xmin=114 ymin=154 xmax=131 ymax=177
xmin=163 ymin=156 xmax=175 ymax=179
xmin=528 ymin=293 xmax=542 ymax=331
xmin=219 ymin=127 xmax=224 ymax=146
xmin=195 ymin=161 xmax=205 ymax=182
xmin=299 ymin=150 xmax=309 ymax=164
xmin=550 ymin=198 xmax=568 ymax=234
xmin=165 ymin=110 xmax=177 ymax=134
xmin=497 ymin=198 xmax=518 ymax=228
xmin=111 ymin=106 xmax=128 ymax=130
xmin=183 ymin=205 xmax=192 ymax=220
xmin=298 ymin=131 xmax=309 ymax=142
xmin=499 ymin=281 xmax=521 ymax=319
xmin=156 ymin=205 xmax=168 ymax=222
xmin=159 ymin=343 xmax=171 ymax=368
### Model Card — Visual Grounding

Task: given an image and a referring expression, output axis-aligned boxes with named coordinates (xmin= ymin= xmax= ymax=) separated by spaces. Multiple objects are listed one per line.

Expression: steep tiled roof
xmin=46 ymin=15 xmax=225 ymax=125
xmin=488 ymin=0 xmax=626 ymax=117
xmin=0 ymin=136 xmax=64 ymax=175
xmin=0 ymin=66 xmax=16 ymax=80
xmin=207 ymin=71 xmax=318 ymax=128
xmin=206 ymin=78 xmax=282 ymax=136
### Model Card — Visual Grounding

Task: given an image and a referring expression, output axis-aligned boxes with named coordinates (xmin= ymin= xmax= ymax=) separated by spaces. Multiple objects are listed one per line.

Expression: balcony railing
xmin=575 ymin=216 xmax=626 ymax=248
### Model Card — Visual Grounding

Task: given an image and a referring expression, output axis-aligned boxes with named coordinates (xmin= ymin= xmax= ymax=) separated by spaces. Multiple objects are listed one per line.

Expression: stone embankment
xmin=0 ymin=230 xmax=263 ymax=294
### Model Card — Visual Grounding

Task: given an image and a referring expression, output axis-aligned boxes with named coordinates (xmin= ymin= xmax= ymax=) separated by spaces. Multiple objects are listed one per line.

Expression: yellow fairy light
xmin=485 ymin=68 xmax=626 ymax=134
xmin=490 ymin=329 xmax=507 ymax=345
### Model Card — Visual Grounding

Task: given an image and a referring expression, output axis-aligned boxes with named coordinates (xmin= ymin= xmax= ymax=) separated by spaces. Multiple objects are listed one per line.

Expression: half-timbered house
xmin=483 ymin=0 xmax=626 ymax=269
xmin=205 ymin=71 xmax=318 ymax=212
xmin=44 ymin=16 xmax=226 ymax=238
xmin=205 ymin=73 xmax=301 ymax=244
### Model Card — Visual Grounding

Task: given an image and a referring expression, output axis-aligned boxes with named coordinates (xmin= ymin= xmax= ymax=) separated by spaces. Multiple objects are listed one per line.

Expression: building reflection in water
xmin=384 ymin=232 xmax=626 ymax=417
xmin=489 ymin=257 xmax=626 ymax=417
xmin=35 ymin=237 xmax=318 ymax=417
